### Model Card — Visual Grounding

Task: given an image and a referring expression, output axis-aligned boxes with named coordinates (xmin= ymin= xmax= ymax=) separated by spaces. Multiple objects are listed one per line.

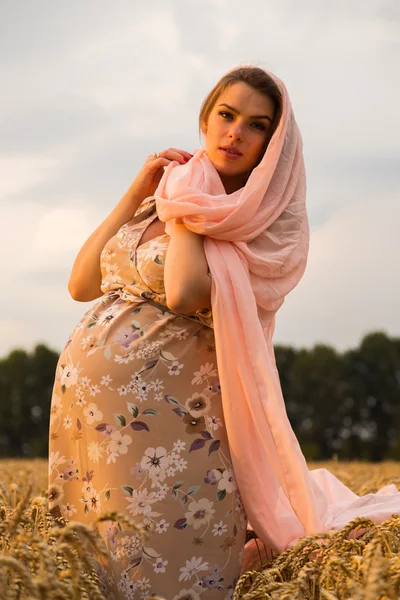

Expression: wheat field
xmin=0 ymin=459 xmax=399 ymax=599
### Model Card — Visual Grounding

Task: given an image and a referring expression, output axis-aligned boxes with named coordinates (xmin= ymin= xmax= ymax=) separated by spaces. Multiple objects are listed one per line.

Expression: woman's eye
xmin=251 ymin=122 xmax=266 ymax=131
xmin=219 ymin=111 xmax=233 ymax=120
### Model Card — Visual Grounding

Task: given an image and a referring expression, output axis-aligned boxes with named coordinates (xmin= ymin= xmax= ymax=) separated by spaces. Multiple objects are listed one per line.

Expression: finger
xmin=169 ymin=148 xmax=193 ymax=160
xmin=160 ymin=148 xmax=193 ymax=163
xmin=146 ymin=157 xmax=171 ymax=170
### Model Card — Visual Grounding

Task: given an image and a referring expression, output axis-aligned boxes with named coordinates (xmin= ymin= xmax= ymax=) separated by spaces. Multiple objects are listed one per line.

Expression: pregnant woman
xmin=48 ymin=64 xmax=310 ymax=600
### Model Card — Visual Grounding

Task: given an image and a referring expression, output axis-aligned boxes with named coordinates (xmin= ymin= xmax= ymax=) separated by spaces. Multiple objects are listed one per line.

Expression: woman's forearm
xmin=164 ymin=222 xmax=211 ymax=313
xmin=68 ymin=188 xmax=144 ymax=301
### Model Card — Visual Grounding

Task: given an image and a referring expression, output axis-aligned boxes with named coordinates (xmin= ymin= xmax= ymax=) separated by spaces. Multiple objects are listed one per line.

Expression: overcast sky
xmin=1 ymin=0 xmax=399 ymax=357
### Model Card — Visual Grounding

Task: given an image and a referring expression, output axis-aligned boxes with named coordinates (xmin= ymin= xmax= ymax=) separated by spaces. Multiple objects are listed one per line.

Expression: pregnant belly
xmin=60 ymin=293 xmax=175 ymax=372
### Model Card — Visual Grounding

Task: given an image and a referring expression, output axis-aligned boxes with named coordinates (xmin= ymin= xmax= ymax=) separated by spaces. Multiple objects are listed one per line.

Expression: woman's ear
xmin=200 ymin=120 xmax=207 ymax=135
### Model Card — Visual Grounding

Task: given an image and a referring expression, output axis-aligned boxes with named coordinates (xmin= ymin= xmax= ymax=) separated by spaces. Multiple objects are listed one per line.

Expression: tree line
xmin=0 ymin=330 xmax=399 ymax=461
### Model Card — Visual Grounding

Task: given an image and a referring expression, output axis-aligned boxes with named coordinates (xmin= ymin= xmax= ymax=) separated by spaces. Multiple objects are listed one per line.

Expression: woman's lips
xmin=219 ymin=147 xmax=243 ymax=161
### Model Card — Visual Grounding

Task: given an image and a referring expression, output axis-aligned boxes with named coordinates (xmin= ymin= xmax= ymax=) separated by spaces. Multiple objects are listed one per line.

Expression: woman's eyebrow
xmin=217 ymin=103 xmax=272 ymax=123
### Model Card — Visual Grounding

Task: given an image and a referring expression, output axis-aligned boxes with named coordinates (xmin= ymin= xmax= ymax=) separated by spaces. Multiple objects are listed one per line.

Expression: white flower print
xmin=179 ymin=556 xmax=209 ymax=582
xmin=62 ymin=502 xmax=77 ymax=518
xmin=207 ymin=415 xmax=223 ymax=431
xmin=83 ymin=402 xmax=103 ymax=425
xmin=168 ymin=360 xmax=184 ymax=376
xmin=155 ymin=484 xmax=169 ymax=500
xmin=173 ymin=590 xmax=201 ymax=600
xmin=118 ymin=571 xmax=137 ymax=595
xmin=160 ymin=329 xmax=174 ymax=340
xmin=137 ymin=384 xmax=150 ymax=402
xmin=126 ymin=489 xmax=158 ymax=517
xmin=175 ymin=457 xmax=188 ymax=473
xmin=63 ymin=416 xmax=72 ymax=429
xmin=106 ymin=450 xmax=118 ymax=464
xmin=168 ymin=451 xmax=180 ymax=464
xmin=80 ymin=336 xmax=93 ymax=351
xmin=47 ymin=229 xmax=249 ymax=593
xmin=85 ymin=489 xmax=101 ymax=513
xmin=109 ymin=431 xmax=132 ymax=455
xmin=155 ymin=519 xmax=169 ymax=534
xmin=136 ymin=576 xmax=151 ymax=591
xmin=88 ymin=441 xmax=104 ymax=463
xmin=136 ymin=340 xmax=162 ymax=360
xmin=49 ymin=451 xmax=66 ymax=474
xmin=50 ymin=394 xmax=62 ymax=420
xmin=140 ymin=447 xmax=169 ymax=476
xmin=173 ymin=439 xmax=186 ymax=452
xmin=149 ymin=468 xmax=167 ymax=487
xmin=153 ymin=557 xmax=168 ymax=573
xmin=100 ymin=374 xmax=113 ymax=386
xmin=48 ymin=483 xmax=64 ymax=510
xmin=185 ymin=499 xmax=215 ymax=530
xmin=212 ymin=521 xmax=228 ymax=536
xmin=218 ymin=469 xmax=237 ymax=494
xmin=115 ymin=535 xmax=141 ymax=560
xmin=60 ymin=363 xmax=79 ymax=388
xmin=131 ymin=462 xmax=147 ymax=479
xmin=151 ymin=378 xmax=164 ymax=393
xmin=102 ymin=247 xmax=116 ymax=260
xmin=81 ymin=482 xmax=93 ymax=496
xmin=81 ymin=336 xmax=98 ymax=352
xmin=87 ymin=344 xmax=101 ymax=358
xmin=75 ymin=386 xmax=85 ymax=401
xmin=114 ymin=352 xmax=135 ymax=364
xmin=176 ymin=328 xmax=189 ymax=341
xmin=140 ymin=516 xmax=156 ymax=536
xmin=98 ymin=305 xmax=120 ymax=327
xmin=142 ymin=238 xmax=168 ymax=260
xmin=105 ymin=262 xmax=121 ymax=283
xmin=191 ymin=362 xmax=218 ymax=386
xmin=89 ymin=384 xmax=100 ymax=397
xmin=235 ymin=494 xmax=244 ymax=513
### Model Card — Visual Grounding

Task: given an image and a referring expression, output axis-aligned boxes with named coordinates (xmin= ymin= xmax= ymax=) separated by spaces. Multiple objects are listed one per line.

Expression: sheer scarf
xmin=154 ymin=69 xmax=399 ymax=567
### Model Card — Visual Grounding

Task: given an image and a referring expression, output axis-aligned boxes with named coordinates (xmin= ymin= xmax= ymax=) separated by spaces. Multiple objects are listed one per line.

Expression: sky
xmin=1 ymin=0 xmax=399 ymax=357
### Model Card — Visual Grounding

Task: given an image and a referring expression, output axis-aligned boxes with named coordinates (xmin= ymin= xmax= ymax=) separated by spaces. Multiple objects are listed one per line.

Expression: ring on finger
xmin=152 ymin=152 xmax=160 ymax=159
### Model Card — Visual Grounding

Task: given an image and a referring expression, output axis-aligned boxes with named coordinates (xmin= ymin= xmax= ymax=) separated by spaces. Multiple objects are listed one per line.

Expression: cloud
xmin=0 ymin=155 xmax=60 ymax=199
xmin=275 ymin=189 xmax=399 ymax=351
xmin=31 ymin=206 xmax=99 ymax=265
xmin=1 ymin=199 xmax=99 ymax=354
xmin=0 ymin=0 xmax=399 ymax=355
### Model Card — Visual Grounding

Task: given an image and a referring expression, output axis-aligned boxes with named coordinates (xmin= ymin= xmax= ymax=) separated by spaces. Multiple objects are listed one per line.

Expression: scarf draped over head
xmin=154 ymin=68 xmax=400 ymax=567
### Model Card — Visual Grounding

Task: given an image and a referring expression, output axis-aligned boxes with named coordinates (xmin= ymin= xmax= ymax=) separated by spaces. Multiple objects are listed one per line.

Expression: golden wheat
xmin=0 ymin=459 xmax=399 ymax=599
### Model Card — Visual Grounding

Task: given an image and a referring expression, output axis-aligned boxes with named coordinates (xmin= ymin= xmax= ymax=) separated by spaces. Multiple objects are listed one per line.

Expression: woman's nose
xmin=228 ymin=122 xmax=243 ymax=140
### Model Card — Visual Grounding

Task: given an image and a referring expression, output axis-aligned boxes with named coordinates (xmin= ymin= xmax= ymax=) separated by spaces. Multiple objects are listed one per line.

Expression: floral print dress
xmin=48 ymin=197 xmax=247 ymax=600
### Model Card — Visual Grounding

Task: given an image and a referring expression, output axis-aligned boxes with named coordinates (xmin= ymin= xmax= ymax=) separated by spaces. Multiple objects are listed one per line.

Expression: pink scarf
xmin=155 ymin=70 xmax=400 ymax=565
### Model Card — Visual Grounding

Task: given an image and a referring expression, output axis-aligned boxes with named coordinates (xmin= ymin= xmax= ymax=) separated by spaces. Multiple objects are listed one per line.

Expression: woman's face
xmin=202 ymin=81 xmax=276 ymax=194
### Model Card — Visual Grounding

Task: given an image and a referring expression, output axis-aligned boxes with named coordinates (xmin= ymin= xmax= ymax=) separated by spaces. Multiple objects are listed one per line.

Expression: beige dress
xmin=48 ymin=197 xmax=247 ymax=600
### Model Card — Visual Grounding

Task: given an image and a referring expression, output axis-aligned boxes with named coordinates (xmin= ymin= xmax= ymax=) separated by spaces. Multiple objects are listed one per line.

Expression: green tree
xmin=0 ymin=344 xmax=58 ymax=457
xmin=287 ymin=344 xmax=348 ymax=460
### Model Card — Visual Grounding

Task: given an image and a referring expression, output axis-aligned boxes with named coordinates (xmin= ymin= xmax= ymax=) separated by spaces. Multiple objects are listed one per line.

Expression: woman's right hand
xmin=128 ymin=148 xmax=193 ymax=203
